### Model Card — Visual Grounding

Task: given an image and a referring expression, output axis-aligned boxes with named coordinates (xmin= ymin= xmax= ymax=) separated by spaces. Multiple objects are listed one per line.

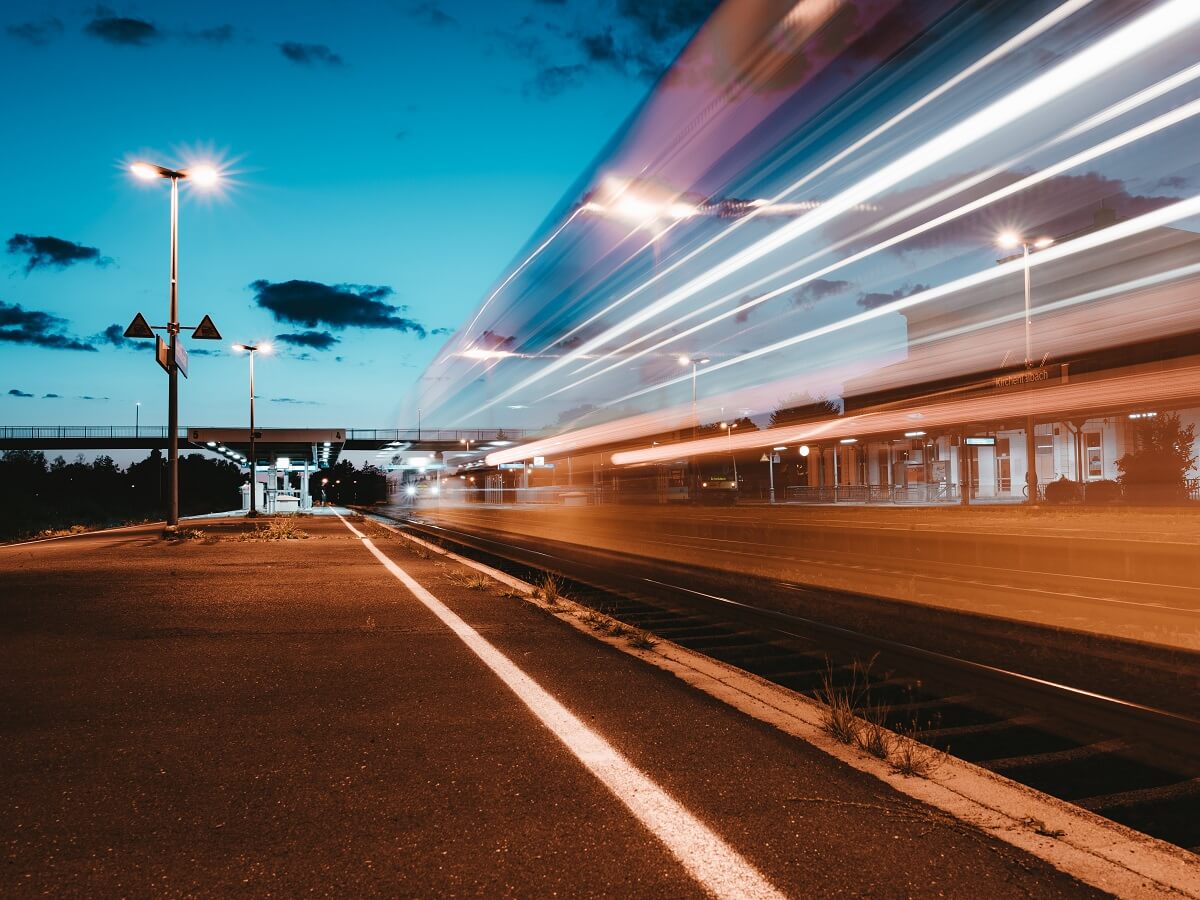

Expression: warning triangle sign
xmin=192 ymin=314 xmax=222 ymax=340
xmin=123 ymin=312 xmax=154 ymax=339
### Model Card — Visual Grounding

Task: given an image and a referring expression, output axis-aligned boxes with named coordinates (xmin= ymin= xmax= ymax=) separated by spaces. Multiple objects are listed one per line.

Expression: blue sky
xmin=0 ymin=0 xmax=713 ymax=429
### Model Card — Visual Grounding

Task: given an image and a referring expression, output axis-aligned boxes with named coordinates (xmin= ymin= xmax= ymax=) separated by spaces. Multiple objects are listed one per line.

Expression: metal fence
xmin=347 ymin=428 xmax=527 ymax=443
xmin=0 ymin=426 xmax=184 ymax=440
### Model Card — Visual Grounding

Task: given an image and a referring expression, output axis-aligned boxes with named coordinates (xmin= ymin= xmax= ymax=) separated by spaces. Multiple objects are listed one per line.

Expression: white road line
xmin=335 ymin=514 xmax=786 ymax=900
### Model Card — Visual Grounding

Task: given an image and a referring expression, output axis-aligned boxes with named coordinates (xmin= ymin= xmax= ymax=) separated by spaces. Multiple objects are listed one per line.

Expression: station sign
xmin=155 ymin=334 xmax=170 ymax=374
xmin=498 ymin=463 xmax=525 ymax=469
xmin=990 ymin=363 xmax=1063 ymax=392
xmin=174 ymin=340 xmax=189 ymax=379
xmin=965 ymin=436 xmax=996 ymax=446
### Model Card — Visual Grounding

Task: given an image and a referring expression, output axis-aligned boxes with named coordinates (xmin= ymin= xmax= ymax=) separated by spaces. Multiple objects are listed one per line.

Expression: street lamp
xmin=135 ymin=401 xmax=140 ymax=437
xmin=677 ymin=354 xmax=710 ymax=440
xmin=232 ymin=342 xmax=271 ymax=517
xmin=129 ymin=159 xmax=220 ymax=531
xmin=721 ymin=421 xmax=739 ymax=484
xmin=997 ymin=231 xmax=1055 ymax=504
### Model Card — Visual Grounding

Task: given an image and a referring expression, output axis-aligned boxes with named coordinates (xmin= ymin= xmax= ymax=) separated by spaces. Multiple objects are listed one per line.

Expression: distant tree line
xmin=314 ymin=459 xmax=387 ymax=506
xmin=0 ymin=450 xmax=242 ymax=540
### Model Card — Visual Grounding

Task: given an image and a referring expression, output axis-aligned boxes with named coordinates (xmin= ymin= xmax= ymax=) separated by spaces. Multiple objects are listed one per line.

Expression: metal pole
xmin=1022 ymin=242 xmax=1038 ymax=505
xmin=166 ymin=175 xmax=180 ymax=530
xmin=767 ymin=452 xmax=775 ymax=504
xmin=135 ymin=403 xmax=139 ymax=437
xmin=248 ymin=349 xmax=257 ymax=517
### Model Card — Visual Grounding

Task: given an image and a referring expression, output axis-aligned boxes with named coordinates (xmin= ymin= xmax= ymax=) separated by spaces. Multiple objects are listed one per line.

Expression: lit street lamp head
xmin=130 ymin=160 xmax=221 ymax=186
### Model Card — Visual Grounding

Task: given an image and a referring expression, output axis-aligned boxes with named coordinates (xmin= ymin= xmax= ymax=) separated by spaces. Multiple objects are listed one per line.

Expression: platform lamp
xmin=997 ymin=231 xmax=1055 ymax=504
xmin=232 ymin=342 xmax=271 ymax=517
xmin=127 ymin=160 xmax=221 ymax=532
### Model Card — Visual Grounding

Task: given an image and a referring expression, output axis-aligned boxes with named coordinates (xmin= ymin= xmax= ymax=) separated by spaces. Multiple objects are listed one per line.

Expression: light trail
xmin=537 ymin=0 xmax=1098 ymax=370
xmin=483 ymin=192 xmax=1200 ymax=466
xmin=463 ymin=0 xmax=1188 ymax=419
xmin=600 ymin=193 xmax=1200 ymax=409
xmin=534 ymin=93 xmax=1200 ymax=404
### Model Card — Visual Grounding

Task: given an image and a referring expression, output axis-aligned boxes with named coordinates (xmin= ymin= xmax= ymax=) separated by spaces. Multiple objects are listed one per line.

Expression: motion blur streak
xmin=540 ymin=0 xmax=1096 ymax=370
xmin=535 ymin=93 xmax=1200 ymax=405
xmin=461 ymin=0 xmax=1200 ymax=419
xmin=600 ymin=192 xmax=1200 ymax=411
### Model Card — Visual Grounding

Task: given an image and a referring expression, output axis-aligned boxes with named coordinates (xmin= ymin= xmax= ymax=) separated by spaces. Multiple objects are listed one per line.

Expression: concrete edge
xmin=371 ymin=515 xmax=1200 ymax=899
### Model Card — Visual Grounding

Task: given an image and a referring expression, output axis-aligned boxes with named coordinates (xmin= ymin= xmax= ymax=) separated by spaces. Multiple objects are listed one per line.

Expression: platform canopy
xmin=187 ymin=427 xmax=345 ymax=470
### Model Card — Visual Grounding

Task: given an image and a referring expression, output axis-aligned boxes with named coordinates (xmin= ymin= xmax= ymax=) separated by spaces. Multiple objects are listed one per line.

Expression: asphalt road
xmin=1 ymin=517 xmax=1102 ymax=896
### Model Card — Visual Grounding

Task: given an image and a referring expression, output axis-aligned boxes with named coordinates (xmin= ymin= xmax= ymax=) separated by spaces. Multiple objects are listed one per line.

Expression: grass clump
xmin=816 ymin=657 xmax=875 ymax=745
xmin=167 ymin=526 xmax=207 ymax=542
xmin=533 ymin=574 xmax=568 ymax=605
xmin=628 ymin=629 xmax=658 ymax=650
xmin=889 ymin=723 xmax=946 ymax=778
xmin=444 ymin=568 xmax=493 ymax=591
xmin=230 ymin=519 xmax=309 ymax=542
xmin=856 ymin=708 xmax=893 ymax=760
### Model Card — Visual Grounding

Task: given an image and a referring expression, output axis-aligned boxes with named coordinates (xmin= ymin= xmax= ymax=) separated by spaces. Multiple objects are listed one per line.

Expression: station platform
xmin=1 ymin=516 xmax=1108 ymax=896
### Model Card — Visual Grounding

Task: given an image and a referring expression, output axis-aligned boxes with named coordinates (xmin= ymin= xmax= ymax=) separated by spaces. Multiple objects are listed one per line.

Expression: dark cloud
xmin=250 ymin=280 xmax=427 ymax=336
xmin=8 ymin=389 xmax=33 ymax=398
xmin=189 ymin=347 xmax=218 ymax=356
xmin=79 ymin=395 xmax=109 ymax=401
xmin=615 ymin=0 xmax=716 ymax=42
xmin=430 ymin=326 xmax=453 ymax=336
xmin=1154 ymin=175 xmax=1189 ymax=191
xmin=858 ymin=283 xmax=929 ymax=311
xmin=409 ymin=2 xmax=456 ymax=27
xmin=6 ymin=17 xmax=64 ymax=45
xmin=734 ymin=294 xmax=759 ymax=324
xmin=275 ymin=330 xmax=340 ymax=350
xmin=84 ymin=14 xmax=159 ymax=46
xmin=7 ymin=234 xmax=111 ymax=274
xmin=793 ymin=278 xmax=853 ymax=310
xmin=271 ymin=397 xmax=319 ymax=405
xmin=527 ymin=63 xmax=586 ymax=97
xmin=98 ymin=324 xmax=130 ymax=348
xmin=43 ymin=393 xmax=61 ymax=398
xmin=279 ymin=41 xmax=344 ymax=66
xmin=0 ymin=301 xmax=97 ymax=352
xmin=394 ymin=129 xmax=409 ymax=141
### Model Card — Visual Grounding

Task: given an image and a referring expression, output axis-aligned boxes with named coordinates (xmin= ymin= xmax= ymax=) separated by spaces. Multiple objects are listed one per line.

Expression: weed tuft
xmin=816 ymin=657 xmax=875 ymax=745
xmin=444 ymin=568 xmax=493 ymax=591
xmin=856 ymin=708 xmax=893 ymax=760
xmin=534 ymin=574 xmax=568 ymax=605
xmin=889 ymin=724 xmax=946 ymax=778
xmin=628 ymin=629 xmax=658 ymax=650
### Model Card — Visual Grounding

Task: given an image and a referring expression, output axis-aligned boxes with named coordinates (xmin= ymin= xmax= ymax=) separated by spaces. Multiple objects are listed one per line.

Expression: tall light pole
xmin=721 ymin=421 xmax=739 ymax=484
xmin=135 ymin=401 xmax=140 ymax=437
xmin=129 ymin=161 xmax=220 ymax=531
xmin=677 ymin=354 xmax=710 ymax=440
xmin=998 ymin=231 xmax=1054 ymax=504
xmin=232 ymin=343 xmax=271 ymax=517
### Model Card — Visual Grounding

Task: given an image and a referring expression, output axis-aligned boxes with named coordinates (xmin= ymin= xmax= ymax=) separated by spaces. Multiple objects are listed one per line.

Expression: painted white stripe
xmin=336 ymin=514 xmax=785 ymax=900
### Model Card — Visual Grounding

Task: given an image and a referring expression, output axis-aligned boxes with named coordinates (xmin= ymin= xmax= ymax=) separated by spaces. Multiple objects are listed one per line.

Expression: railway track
xmin=375 ymin=510 xmax=1200 ymax=856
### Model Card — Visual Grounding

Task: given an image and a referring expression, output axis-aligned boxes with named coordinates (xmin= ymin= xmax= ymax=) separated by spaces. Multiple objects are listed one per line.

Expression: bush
xmin=1043 ymin=477 xmax=1082 ymax=504
xmin=1083 ymin=479 xmax=1121 ymax=504
xmin=1117 ymin=412 xmax=1197 ymax=505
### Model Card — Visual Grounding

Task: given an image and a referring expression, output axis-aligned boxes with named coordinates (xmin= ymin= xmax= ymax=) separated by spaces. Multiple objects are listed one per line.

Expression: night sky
xmin=0 ymin=1 xmax=713 ymax=429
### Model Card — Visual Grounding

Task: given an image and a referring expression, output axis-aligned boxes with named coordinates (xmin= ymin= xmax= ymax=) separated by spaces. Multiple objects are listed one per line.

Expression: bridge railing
xmin=346 ymin=428 xmax=527 ymax=443
xmin=0 ymin=426 xmax=185 ymax=440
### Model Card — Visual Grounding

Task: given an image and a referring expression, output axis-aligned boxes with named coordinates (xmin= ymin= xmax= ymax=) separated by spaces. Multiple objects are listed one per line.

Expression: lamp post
xmin=720 ymin=421 xmax=739 ymax=485
xmin=129 ymin=161 xmax=219 ymax=531
xmin=232 ymin=343 xmax=270 ymax=517
xmin=135 ymin=401 xmax=140 ymax=437
xmin=998 ymin=231 xmax=1055 ymax=504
